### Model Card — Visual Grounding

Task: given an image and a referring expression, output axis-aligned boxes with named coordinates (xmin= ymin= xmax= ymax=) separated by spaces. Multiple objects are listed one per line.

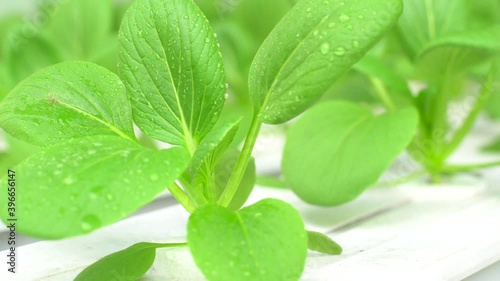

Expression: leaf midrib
xmin=56 ymin=99 xmax=134 ymax=141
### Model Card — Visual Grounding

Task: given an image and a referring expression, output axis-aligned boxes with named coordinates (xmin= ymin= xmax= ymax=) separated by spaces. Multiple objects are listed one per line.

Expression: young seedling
xmin=277 ymin=0 xmax=500 ymax=208
xmin=0 ymin=0 xmax=403 ymax=279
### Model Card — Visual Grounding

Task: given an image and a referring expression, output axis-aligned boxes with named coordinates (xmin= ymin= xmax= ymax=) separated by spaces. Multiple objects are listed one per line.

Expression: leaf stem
xmin=167 ymin=182 xmax=196 ymax=213
xmin=441 ymin=161 xmax=500 ymax=173
xmin=370 ymin=77 xmax=395 ymax=111
xmin=218 ymin=113 xmax=262 ymax=206
xmin=441 ymin=68 xmax=494 ymax=159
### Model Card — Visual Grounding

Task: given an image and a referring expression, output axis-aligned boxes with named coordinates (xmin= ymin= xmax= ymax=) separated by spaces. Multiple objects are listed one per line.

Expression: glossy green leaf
xmin=484 ymin=59 xmax=500 ymax=119
xmin=214 ymin=149 xmax=256 ymax=210
xmin=75 ymin=242 xmax=186 ymax=281
xmin=0 ymin=62 xmax=135 ymax=147
xmin=45 ymin=0 xmax=114 ymax=59
xmin=397 ymin=0 xmax=468 ymax=57
xmin=416 ymin=26 xmax=500 ymax=79
xmin=307 ymin=231 xmax=342 ymax=255
xmin=0 ymin=135 xmax=189 ymax=238
xmin=188 ymin=199 xmax=307 ymax=281
xmin=190 ymin=118 xmax=241 ymax=178
xmin=249 ymin=0 xmax=403 ymax=124
xmin=283 ymin=101 xmax=418 ymax=206
xmin=118 ymin=0 xmax=226 ymax=149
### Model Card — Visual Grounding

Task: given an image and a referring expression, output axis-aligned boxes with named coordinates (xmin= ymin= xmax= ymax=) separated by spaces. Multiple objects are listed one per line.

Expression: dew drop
xmin=328 ymin=22 xmax=335 ymax=28
xmin=106 ymin=193 xmax=114 ymax=201
xmin=63 ymin=177 xmax=75 ymax=185
xmin=81 ymin=215 xmax=101 ymax=233
xmin=313 ymin=30 xmax=319 ymax=36
xmin=138 ymin=30 xmax=144 ymax=38
xmin=339 ymin=14 xmax=350 ymax=22
xmin=352 ymin=41 xmax=360 ymax=48
xmin=149 ymin=174 xmax=159 ymax=181
xmin=334 ymin=47 xmax=346 ymax=56
xmin=205 ymin=38 xmax=210 ymax=43
xmin=320 ymin=43 xmax=330 ymax=54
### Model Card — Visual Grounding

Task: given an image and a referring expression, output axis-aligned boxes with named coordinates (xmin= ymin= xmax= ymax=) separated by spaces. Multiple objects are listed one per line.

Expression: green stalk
xmin=167 ymin=182 xmax=196 ymax=213
xmin=441 ymin=68 xmax=495 ymax=160
xmin=218 ymin=113 xmax=262 ymax=207
xmin=370 ymin=77 xmax=395 ymax=111
xmin=441 ymin=161 xmax=500 ymax=173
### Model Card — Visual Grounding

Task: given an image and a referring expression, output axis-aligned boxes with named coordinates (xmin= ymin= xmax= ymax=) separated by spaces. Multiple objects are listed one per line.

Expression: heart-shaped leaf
xmin=249 ymin=0 xmax=403 ymax=124
xmin=75 ymin=242 xmax=186 ymax=281
xmin=283 ymin=101 xmax=418 ymax=206
xmin=0 ymin=61 xmax=135 ymax=147
xmin=188 ymin=199 xmax=308 ymax=281
xmin=0 ymin=135 xmax=189 ymax=238
xmin=119 ymin=0 xmax=226 ymax=150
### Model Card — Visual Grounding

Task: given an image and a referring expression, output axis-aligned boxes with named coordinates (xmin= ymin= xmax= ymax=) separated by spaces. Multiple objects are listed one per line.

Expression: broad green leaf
xmin=214 ymin=149 xmax=255 ymax=210
xmin=283 ymin=101 xmax=418 ymax=206
xmin=397 ymin=0 xmax=468 ymax=58
xmin=75 ymin=242 xmax=186 ymax=281
xmin=44 ymin=0 xmax=114 ymax=60
xmin=354 ymin=55 xmax=414 ymax=107
xmin=248 ymin=0 xmax=403 ymax=124
xmin=188 ymin=199 xmax=307 ymax=281
xmin=307 ymin=231 xmax=342 ymax=255
xmin=0 ymin=136 xmax=189 ymax=238
xmin=0 ymin=62 xmax=135 ymax=147
xmin=119 ymin=0 xmax=226 ymax=149
xmin=4 ymin=33 xmax=63 ymax=88
xmin=416 ymin=26 xmax=500 ymax=79
xmin=190 ymin=118 xmax=241 ymax=178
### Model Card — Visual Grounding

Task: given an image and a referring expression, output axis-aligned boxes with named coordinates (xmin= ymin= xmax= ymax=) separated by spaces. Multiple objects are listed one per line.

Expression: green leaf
xmin=282 ymin=101 xmax=418 ymax=206
xmin=248 ymin=0 xmax=403 ymax=124
xmin=397 ymin=0 xmax=468 ymax=58
xmin=118 ymin=0 xmax=226 ymax=150
xmin=214 ymin=149 xmax=256 ymax=210
xmin=188 ymin=199 xmax=307 ymax=281
xmin=190 ymin=118 xmax=241 ymax=178
xmin=0 ymin=135 xmax=189 ymax=238
xmin=44 ymin=0 xmax=114 ymax=59
xmin=0 ymin=61 xmax=135 ymax=147
xmin=75 ymin=242 xmax=186 ymax=281
xmin=307 ymin=231 xmax=342 ymax=255
xmin=416 ymin=26 xmax=500 ymax=79
xmin=354 ymin=55 xmax=414 ymax=107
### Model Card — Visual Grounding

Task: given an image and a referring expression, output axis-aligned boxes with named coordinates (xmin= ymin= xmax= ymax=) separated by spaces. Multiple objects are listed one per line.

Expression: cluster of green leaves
xmin=0 ymin=0 xmax=406 ymax=279
xmin=277 ymin=0 xmax=500 ymax=203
